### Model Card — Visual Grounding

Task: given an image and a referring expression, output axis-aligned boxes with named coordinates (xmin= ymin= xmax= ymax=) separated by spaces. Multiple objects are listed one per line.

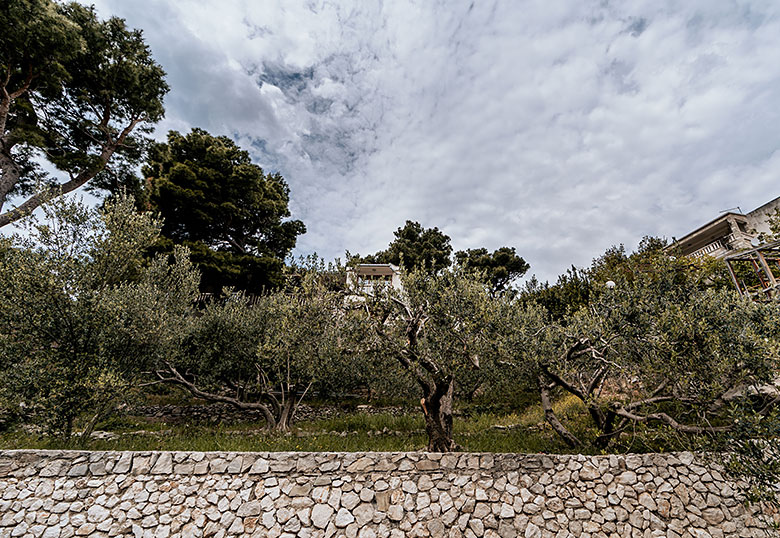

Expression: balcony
xmin=690 ymin=238 xmax=727 ymax=259
xmin=689 ymin=232 xmax=755 ymax=259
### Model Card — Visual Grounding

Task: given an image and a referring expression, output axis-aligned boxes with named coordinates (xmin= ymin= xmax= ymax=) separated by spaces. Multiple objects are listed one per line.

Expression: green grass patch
xmin=0 ymin=394 xmax=630 ymax=454
xmin=0 ymin=429 xmax=429 ymax=453
xmin=0 ymin=426 xmax=581 ymax=454
xmin=457 ymin=428 xmax=581 ymax=454
xmin=300 ymin=412 xmax=423 ymax=433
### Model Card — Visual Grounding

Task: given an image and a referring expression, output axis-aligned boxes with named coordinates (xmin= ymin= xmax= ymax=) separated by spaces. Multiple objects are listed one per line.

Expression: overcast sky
xmin=86 ymin=0 xmax=780 ymax=282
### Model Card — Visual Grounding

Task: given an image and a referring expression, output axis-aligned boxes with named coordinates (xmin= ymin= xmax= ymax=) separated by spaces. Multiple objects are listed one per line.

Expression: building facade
xmin=669 ymin=196 xmax=780 ymax=259
xmin=345 ymin=263 xmax=403 ymax=295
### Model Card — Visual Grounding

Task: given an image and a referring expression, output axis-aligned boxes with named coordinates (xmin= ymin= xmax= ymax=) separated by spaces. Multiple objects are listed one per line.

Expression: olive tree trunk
xmin=422 ymin=376 xmax=457 ymax=452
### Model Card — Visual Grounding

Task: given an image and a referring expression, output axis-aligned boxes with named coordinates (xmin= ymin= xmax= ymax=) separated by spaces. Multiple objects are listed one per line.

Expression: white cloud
xmin=88 ymin=0 xmax=780 ymax=280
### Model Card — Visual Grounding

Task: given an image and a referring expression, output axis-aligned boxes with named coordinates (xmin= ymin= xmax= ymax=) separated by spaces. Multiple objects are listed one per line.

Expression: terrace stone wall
xmin=0 ymin=450 xmax=775 ymax=538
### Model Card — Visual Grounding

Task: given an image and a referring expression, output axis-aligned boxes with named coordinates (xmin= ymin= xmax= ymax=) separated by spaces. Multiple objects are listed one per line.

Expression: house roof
xmin=353 ymin=264 xmax=400 ymax=277
xmin=669 ymin=212 xmax=748 ymax=254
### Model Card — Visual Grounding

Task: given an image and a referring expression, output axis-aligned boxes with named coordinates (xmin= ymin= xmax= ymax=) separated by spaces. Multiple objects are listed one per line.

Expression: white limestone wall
xmin=0 ymin=450 xmax=775 ymax=538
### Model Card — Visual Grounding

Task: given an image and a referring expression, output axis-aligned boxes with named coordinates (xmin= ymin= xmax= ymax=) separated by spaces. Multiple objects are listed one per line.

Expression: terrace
xmin=724 ymin=239 xmax=780 ymax=301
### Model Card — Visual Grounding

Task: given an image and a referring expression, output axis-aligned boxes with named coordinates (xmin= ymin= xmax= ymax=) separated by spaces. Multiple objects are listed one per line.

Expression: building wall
xmin=345 ymin=265 xmax=403 ymax=295
xmin=670 ymin=196 xmax=780 ymax=259
xmin=0 ymin=450 xmax=775 ymax=538
xmin=746 ymin=196 xmax=780 ymax=238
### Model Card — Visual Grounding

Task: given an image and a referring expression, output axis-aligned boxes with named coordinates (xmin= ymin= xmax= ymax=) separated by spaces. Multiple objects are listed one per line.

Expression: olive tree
xmin=525 ymin=255 xmax=779 ymax=449
xmin=0 ymin=194 xmax=198 ymax=441
xmin=156 ymin=270 xmax=361 ymax=431
xmin=360 ymin=269 xmax=500 ymax=451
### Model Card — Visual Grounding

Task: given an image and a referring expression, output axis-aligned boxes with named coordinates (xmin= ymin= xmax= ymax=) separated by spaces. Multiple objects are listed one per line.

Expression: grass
xmin=300 ymin=412 xmax=424 ymax=433
xmin=0 ymin=430 xmax=429 ymax=453
xmin=0 ymin=393 xmax=630 ymax=454
xmin=0 ymin=425 xmax=574 ymax=454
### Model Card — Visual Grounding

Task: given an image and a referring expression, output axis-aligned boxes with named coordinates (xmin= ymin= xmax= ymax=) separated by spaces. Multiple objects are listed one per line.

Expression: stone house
xmin=345 ymin=264 xmax=403 ymax=295
xmin=669 ymin=195 xmax=780 ymax=259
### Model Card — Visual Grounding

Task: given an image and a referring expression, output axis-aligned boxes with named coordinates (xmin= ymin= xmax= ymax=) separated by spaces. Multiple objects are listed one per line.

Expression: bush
xmin=0 ymin=194 xmax=198 ymax=441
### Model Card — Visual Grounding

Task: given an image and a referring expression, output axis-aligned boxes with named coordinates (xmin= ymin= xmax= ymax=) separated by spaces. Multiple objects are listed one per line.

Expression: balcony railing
xmin=690 ymin=239 xmax=727 ymax=258
xmin=689 ymin=232 xmax=755 ymax=259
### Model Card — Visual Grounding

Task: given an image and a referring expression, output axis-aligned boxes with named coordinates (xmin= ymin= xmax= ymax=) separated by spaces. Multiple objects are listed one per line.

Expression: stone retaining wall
xmin=0 ymin=450 xmax=774 ymax=538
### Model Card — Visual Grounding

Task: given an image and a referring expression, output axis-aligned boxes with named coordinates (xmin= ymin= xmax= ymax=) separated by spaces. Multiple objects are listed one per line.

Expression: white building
xmin=345 ymin=264 xmax=403 ymax=295
xmin=669 ymin=196 xmax=780 ymax=259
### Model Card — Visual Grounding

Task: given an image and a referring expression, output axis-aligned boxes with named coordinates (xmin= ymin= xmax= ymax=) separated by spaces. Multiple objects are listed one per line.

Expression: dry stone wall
xmin=0 ymin=450 xmax=775 ymax=538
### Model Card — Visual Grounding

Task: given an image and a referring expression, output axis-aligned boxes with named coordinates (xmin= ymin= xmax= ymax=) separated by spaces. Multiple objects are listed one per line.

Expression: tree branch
xmin=8 ymin=64 xmax=35 ymax=100
xmin=539 ymin=373 xmax=581 ymax=447
xmin=758 ymin=395 xmax=780 ymax=417
xmin=156 ymin=362 xmax=277 ymax=429
xmin=612 ymin=406 xmax=731 ymax=434
xmin=0 ymin=148 xmax=22 ymax=212
xmin=0 ymin=116 xmax=143 ymax=228
xmin=539 ymin=362 xmax=587 ymax=402
xmin=227 ymin=236 xmax=247 ymax=254
xmin=587 ymin=365 xmax=609 ymax=396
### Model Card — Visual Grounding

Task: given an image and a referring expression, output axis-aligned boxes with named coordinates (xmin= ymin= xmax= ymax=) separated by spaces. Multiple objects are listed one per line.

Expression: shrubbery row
xmin=1 ymin=195 xmax=777 ymax=462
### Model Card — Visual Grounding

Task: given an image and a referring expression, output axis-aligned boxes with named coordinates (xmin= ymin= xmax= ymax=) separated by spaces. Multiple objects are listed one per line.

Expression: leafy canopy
xmin=362 ymin=220 xmax=452 ymax=274
xmin=359 ymin=268 xmax=502 ymax=451
xmin=0 ymin=0 xmax=168 ymax=226
xmin=161 ymin=264 xmax=363 ymax=430
xmin=455 ymin=246 xmax=529 ymax=295
xmin=0 ymin=194 xmax=198 ymax=440
xmin=145 ymin=128 xmax=306 ymax=293
xmin=512 ymin=243 xmax=780 ymax=450
xmin=522 ymin=236 xmax=733 ymax=320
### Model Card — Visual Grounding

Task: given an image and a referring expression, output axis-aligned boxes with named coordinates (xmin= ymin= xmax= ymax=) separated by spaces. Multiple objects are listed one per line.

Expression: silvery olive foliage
xmin=515 ymin=252 xmax=780 ymax=451
xmin=360 ymin=268 xmax=502 ymax=451
xmin=0 ymin=194 xmax=199 ymax=440
xmin=158 ymin=260 xmax=371 ymax=431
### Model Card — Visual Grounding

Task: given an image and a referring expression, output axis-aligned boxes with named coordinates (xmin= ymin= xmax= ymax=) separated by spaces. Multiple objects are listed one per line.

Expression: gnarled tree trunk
xmin=538 ymin=374 xmax=581 ymax=448
xmin=276 ymin=397 xmax=296 ymax=432
xmin=422 ymin=376 xmax=458 ymax=452
xmin=156 ymin=362 xmax=278 ymax=430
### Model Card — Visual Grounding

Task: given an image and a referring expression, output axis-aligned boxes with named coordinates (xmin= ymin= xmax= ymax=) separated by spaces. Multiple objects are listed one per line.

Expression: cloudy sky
xmin=86 ymin=0 xmax=780 ymax=282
